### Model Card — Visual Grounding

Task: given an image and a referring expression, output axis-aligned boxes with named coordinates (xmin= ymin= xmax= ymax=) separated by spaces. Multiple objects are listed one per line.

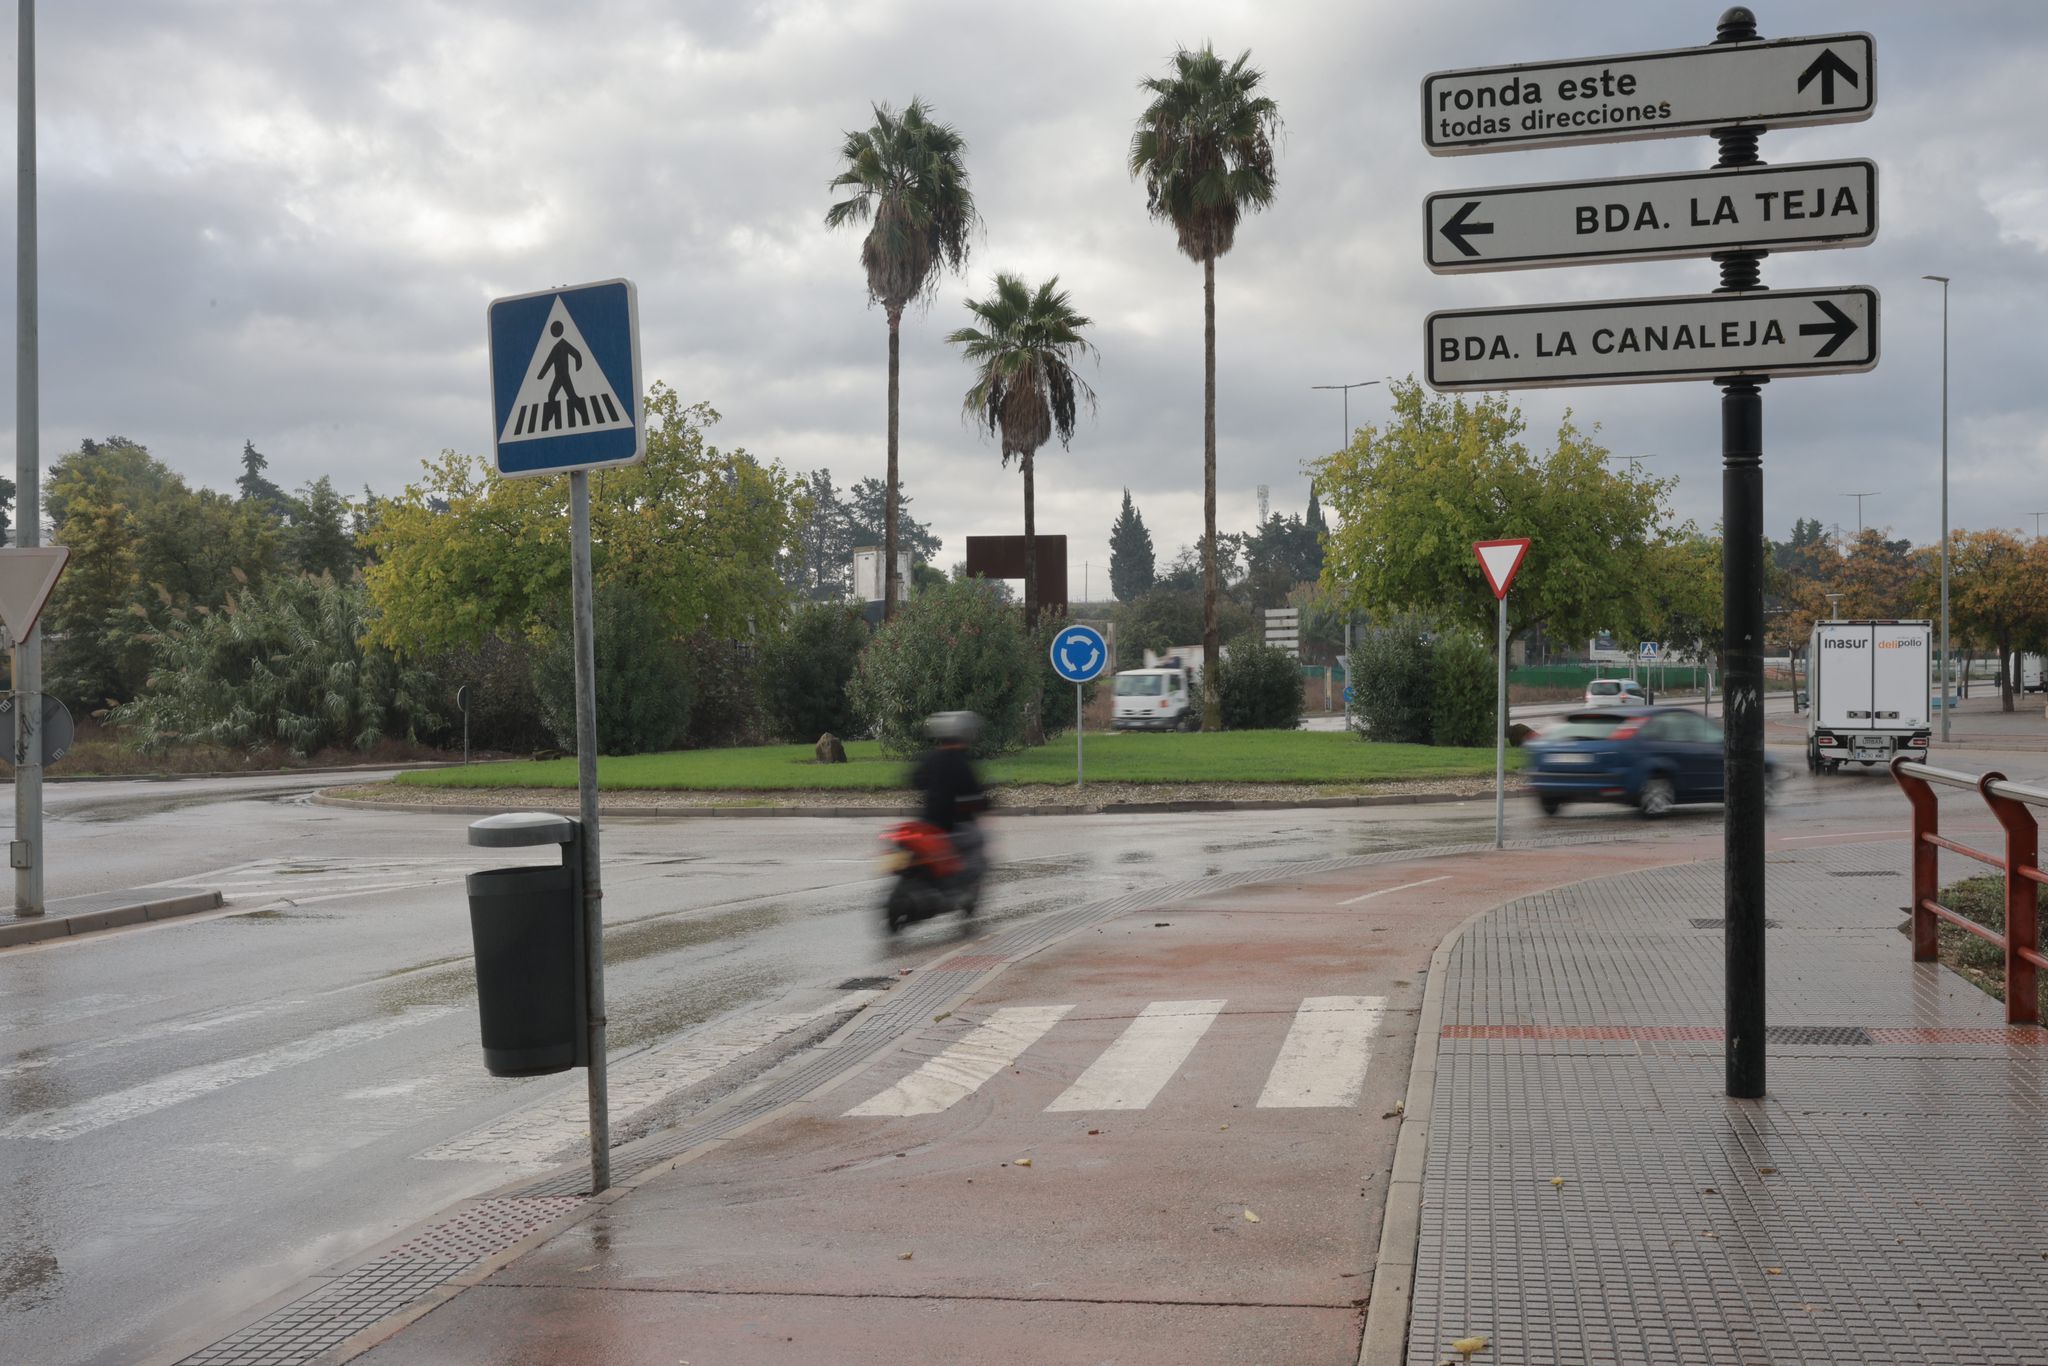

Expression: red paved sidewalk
xmin=348 ymin=836 xmax=1718 ymax=1366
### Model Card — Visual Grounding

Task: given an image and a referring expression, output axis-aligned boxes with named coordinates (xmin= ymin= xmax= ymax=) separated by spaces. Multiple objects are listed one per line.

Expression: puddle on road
xmin=606 ymin=902 xmax=800 ymax=966
xmin=0 ymin=1242 xmax=61 ymax=1311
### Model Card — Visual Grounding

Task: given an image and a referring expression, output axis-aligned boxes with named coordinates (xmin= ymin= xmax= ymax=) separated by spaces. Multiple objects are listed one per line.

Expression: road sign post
xmin=1049 ymin=624 xmax=1109 ymax=789
xmin=15 ymin=0 xmax=41 ymax=918
xmin=1421 ymin=6 xmax=1875 ymax=1098
xmin=487 ymin=278 xmax=644 ymax=1194
xmin=1474 ymin=540 xmax=1531 ymax=850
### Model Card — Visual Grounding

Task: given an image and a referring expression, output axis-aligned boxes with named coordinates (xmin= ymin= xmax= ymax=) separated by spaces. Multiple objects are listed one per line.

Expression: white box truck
xmin=2010 ymin=652 xmax=2046 ymax=694
xmin=1806 ymin=619 xmax=1933 ymax=773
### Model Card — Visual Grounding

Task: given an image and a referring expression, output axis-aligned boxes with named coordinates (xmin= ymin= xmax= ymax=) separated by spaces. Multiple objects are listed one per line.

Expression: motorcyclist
xmin=912 ymin=711 xmax=989 ymax=878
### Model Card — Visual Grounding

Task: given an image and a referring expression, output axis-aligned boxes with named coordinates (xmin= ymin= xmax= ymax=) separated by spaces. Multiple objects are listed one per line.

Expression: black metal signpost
xmin=1421 ymin=7 xmax=1878 ymax=1099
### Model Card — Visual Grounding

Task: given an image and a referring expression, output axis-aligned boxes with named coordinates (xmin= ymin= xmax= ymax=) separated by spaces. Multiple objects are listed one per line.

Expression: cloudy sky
xmin=3 ymin=0 xmax=2044 ymax=596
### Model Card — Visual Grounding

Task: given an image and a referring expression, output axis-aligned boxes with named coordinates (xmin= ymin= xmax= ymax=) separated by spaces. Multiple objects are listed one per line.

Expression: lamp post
xmin=1923 ymin=273 xmax=1951 ymax=741
xmin=1310 ymin=379 xmax=1381 ymax=453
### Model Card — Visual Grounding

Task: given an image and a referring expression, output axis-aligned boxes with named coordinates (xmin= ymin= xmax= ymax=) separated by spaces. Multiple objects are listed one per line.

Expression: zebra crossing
xmin=842 ymin=995 xmax=1388 ymax=1119
xmin=145 ymin=854 xmax=530 ymax=911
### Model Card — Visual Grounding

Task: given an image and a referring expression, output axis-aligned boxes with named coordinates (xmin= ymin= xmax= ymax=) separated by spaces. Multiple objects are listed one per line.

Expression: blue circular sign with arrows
xmin=1049 ymin=624 xmax=1108 ymax=684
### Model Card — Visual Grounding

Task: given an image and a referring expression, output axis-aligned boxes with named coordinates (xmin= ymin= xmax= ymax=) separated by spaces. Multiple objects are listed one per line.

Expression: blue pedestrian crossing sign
xmin=488 ymin=278 xmax=643 ymax=478
xmin=1639 ymin=641 xmax=1662 ymax=660
xmin=1050 ymin=624 xmax=1108 ymax=683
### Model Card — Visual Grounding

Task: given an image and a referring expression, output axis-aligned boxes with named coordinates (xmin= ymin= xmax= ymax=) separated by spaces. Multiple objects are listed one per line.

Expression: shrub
xmin=1030 ymin=614 xmax=1101 ymax=743
xmin=115 ymin=575 xmax=436 ymax=757
xmin=760 ymin=602 xmax=870 ymax=742
xmin=531 ymin=584 xmax=691 ymax=756
xmin=1430 ymin=629 xmax=1496 ymax=748
xmin=1350 ymin=615 xmax=1435 ymax=744
xmin=849 ymin=578 xmax=1033 ymax=757
xmin=427 ymin=634 xmax=553 ymax=755
xmin=679 ymin=631 xmax=769 ymax=750
xmin=1217 ymin=635 xmax=1304 ymax=730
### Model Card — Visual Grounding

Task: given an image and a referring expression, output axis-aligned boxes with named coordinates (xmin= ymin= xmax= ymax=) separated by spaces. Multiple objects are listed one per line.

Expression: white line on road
xmin=0 ymin=1007 xmax=459 ymax=1141
xmin=845 ymin=1005 xmax=1072 ymax=1118
xmin=1338 ymin=875 xmax=1451 ymax=907
xmin=1256 ymin=996 xmax=1387 ymax=1109
xmin=1046 ymin=1000 xmax=1226 ymax=1112
xmin=419 ymin=994 xmax=879 ymax=1167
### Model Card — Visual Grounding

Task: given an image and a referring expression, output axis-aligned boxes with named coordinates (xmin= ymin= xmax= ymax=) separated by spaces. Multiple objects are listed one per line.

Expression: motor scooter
xmin=879 ymin=819 xmax=985 ymax=932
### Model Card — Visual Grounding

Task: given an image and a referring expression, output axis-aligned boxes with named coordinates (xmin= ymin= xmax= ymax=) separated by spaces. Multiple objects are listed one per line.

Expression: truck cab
xmin=1111 ymin=666 xmax=1192 ymax=731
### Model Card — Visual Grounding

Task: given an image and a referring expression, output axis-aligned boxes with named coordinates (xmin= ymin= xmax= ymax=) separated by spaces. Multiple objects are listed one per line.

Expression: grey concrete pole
xmin=1494 ymin=592 xmax=1506 ymax=850
xmin=1932 ymin=277 xmax=1951 ymax=742
xmin=14 ymin=0 xmax=42 ymax=917
xmin=569 ymin=471 xmax=610 ymax=1192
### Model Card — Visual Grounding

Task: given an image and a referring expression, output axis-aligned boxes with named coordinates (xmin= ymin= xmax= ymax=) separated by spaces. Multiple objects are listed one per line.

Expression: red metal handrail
xmin=1892 ymin=757 xmax=2045 ymax=1025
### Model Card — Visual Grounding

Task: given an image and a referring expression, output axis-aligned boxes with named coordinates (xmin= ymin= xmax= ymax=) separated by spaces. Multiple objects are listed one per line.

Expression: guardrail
xmin=1891 ymin=757 xmax=2046 ymax=1025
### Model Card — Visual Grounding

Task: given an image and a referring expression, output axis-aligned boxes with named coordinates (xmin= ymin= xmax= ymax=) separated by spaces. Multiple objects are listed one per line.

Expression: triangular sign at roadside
xmin=0 ymin=546 xmax=70 ymax=645
xmin=1472 ymin=538 xmax=1530 ymax=600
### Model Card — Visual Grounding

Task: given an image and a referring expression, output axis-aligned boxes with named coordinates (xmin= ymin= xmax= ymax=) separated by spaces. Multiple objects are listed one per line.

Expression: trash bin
xmin=465 ymin=812 xmax=589 ymax=1077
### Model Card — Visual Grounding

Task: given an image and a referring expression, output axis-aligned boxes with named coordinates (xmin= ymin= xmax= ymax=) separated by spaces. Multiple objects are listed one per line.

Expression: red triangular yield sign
xmin=1472 ymin=538 xmax=1530 ymax=600
xmin=0 ymin=547 xmax=70 ymax=644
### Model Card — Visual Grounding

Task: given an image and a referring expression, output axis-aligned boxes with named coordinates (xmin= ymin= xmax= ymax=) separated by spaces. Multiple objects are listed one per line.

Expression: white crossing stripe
xmin=1046 ymin=999 xmax=1226 ymax=1112
xmin=0 ymin=1007 xmax=459 ymax=1141
xmin=1255 ymin=996 xmax=1386 ymax=1109
xmin=845 ymin=1005 xmax=1072 ymax=1117
xmin=419 ymin=994 xmax=878 ymax=1167
xmin=1338 ymin=875 xmax=1451 ymax=907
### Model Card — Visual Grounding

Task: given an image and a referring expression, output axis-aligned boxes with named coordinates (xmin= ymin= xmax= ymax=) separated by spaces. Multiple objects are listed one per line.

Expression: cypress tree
xmin=1108 ymin=488 xmax=1156 ymax=603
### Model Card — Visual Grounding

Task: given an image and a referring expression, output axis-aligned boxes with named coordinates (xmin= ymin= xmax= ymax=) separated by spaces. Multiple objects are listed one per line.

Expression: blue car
xmin=1524 ymin=706 xmax=1778 ymax=818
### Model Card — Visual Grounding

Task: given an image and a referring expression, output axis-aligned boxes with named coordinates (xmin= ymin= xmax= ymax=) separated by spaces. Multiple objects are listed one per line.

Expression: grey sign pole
xmin=14 ymin=0 xmax=43 ymax=917
xmin=568 ymin=471 xmax=610 ymax=1193
xmin=1494 ymin=591 xmax=1507 ymax=850
xmin=1075 ymin=684 xmax=1084 ymax=791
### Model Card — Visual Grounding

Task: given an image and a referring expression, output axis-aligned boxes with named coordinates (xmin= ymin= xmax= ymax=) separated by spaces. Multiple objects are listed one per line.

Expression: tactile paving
xmin=1406 ymin=842 xmax=2048 ymax=1366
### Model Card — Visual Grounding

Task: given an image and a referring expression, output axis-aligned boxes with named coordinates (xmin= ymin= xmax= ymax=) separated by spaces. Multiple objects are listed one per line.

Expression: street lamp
xmin=1923 ymin=273 xmax=1951 ymax=741
xmin=2030 ymin=511 xmax=2046 ymax=540
xmin=1310 ymin=379 xmax=1381 ymax=453
xmin=1840 ymin=490 xmax=1880 ymax=536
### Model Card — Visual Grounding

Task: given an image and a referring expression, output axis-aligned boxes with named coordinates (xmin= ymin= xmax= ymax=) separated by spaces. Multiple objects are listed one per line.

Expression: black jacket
xmin=913 ymin=744 xmax=985 ymax=832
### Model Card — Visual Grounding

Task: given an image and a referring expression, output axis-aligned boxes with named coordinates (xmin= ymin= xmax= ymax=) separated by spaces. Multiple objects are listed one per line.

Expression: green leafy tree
xmin=786 ymin=468 xmax=856 ymax=602
xmin=846 ymin=475 xmax=942 ymax=568
xmin=1832 ymin=527 xmax=1923 ymax=620
xmin=115 ymin=575 xmax=435 ymax=756
xmin=288 ymin=476 xmax=357 ymax=580
xmin=530 ymin=583 xmax=692 ymax=756
xmin=760 ymin=602 xmax=871 ymax=742
xmin=1946 ymin=529 xmax=2048 ymax=712
xmin=361 ymin=389 xmax=803 ymax=656
xmin=1241 ymin=511 xmax=1323 ymax=609
xmin=1215 ymin=635 xmax=1302 ymax=730
xmin=1313 ymin=379 xmax=1665 ymax=649
xmin=947 ymin=273 xmax=1097 ymax=626
xmin=0 ymin=473 xmax=15 ymax=545
xmin=1131 ymin=43 xmax=1281 ymax=730
xmin=235 ymin=439 xmax=295 ymax=521
xmin=826 ymin=97 xmax=978 ymax=620
xmin=1108 ymin=488 xmax=1155 ymax=603
xmin=1629 ymin=531 xmax=1725 ymax=666
xmin=849 ymin=577 xmax=1033 ymax=757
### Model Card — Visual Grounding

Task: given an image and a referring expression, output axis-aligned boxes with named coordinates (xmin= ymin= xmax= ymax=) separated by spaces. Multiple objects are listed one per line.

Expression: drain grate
xmin=1689 ymin=917 xmax=1781 ymax=929
xmin=836 ymin=976 xmax=896 ymax=991
xmin=1766 ymin=1024 xmax=1875 ymax=1046
xmin=377 ymin=1196 xmax=584 ymax=1262
xmin=1829 ymin=869 xmax=1902 ymax=878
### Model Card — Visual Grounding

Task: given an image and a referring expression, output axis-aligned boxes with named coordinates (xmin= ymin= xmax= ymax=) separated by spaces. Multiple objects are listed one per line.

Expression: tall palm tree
xmin=825 ymin=98 xmax=978 ymax=620
xmin=1130 ymin=46 xmax=1280 ymax=729
xmin=946 ymin=274 xmax=1097 ymax=628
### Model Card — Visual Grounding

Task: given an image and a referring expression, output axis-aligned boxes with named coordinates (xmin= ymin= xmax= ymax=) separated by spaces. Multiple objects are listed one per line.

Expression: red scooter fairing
xmin=882 ymin=820 xmax=962 ymax=880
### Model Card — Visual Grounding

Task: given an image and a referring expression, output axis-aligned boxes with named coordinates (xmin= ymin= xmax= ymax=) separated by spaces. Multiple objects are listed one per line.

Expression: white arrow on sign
xmin=1424 ymin=32 xmax=1873 ymax=156
xmin=1426 ymin=160 xmax=1877 ymax=273
xmin=1426 ymin=287 xmax=1878 ymax=391
xmin=0 ymin=546 xmax=70 ymax=646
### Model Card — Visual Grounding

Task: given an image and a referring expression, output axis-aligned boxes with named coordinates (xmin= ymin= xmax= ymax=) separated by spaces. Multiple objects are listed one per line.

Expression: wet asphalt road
xmin=0 ymin=740 xmax=2038 ymax=1365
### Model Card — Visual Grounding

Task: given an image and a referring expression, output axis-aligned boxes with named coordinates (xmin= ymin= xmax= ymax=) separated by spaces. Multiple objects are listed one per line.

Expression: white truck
xmin=2010 ymin=652 xmax=2046 ymax=694
xmin=1111 ymin=657 xmax=1194 ymax=730
xmin=1806 ymin=619 xmax=1933 ymax=773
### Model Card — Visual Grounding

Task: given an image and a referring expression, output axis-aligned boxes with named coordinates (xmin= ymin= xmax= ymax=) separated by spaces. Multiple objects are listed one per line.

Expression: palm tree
xmin=1130 ymin=46 xmax=1280 ymax=729
xmin=825 ymin=98 xmax=978 ymax=620
xmin=947 ymin=274 xmax=1097 ymax=628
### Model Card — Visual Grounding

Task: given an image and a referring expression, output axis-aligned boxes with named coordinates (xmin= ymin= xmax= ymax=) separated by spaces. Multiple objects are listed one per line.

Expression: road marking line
xmin=1256 ymin=995 xmax=1387 ymax=1109
xmin=0 ymin=1007 xmax=459 ymax=1141
xmin=1046 ymin=1000 xmax=1226 ymax=1112
xmin=1338 ymin=875 xmax=1451 ymax=907
xmin=419 ymin=994 xmax=879 ymax=1167
xmin=1775 ymin=830 xmax=1904 ymax=842
xmin=845 ymin=1005 xmax=1072 ymax=1118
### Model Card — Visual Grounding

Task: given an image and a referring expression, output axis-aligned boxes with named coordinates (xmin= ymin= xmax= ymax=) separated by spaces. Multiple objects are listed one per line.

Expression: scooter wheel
xmin=884 ymin=884 xmax=914 ymax=934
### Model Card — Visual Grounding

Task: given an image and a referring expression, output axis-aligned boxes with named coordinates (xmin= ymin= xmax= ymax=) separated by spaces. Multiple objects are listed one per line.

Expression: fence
xmin=1891 ymin=757 xmax=2047 ymax=1025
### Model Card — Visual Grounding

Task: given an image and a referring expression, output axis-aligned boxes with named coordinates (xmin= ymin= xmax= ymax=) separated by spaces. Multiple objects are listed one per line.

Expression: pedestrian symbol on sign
xmin=500 ymin=298 xmax=633 ymax=444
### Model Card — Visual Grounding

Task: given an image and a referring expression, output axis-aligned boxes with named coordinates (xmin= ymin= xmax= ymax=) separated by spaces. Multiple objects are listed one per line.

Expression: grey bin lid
xmin=468 ymin=811 xmax=578 ymax=848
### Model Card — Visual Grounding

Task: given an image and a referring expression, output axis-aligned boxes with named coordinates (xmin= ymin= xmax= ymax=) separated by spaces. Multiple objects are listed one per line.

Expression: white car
xmin=1583 ymin=678 xmax=1649 ymax=707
